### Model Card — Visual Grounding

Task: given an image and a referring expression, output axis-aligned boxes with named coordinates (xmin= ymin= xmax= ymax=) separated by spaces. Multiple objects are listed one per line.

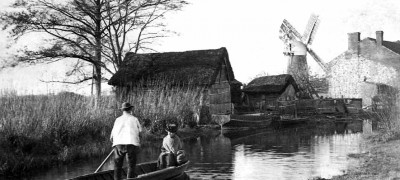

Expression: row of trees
xmin=0 ymin=0 xmax=188 ymax=97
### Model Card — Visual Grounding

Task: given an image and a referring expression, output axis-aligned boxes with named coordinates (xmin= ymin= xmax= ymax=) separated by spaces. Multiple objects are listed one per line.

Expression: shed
xmin=242 ymin=74 xmax=299 ymax=111
xmin=108 ymin=47 xmax=242 ymax=115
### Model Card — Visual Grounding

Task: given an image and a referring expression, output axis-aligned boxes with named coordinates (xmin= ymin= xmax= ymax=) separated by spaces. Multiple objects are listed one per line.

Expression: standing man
xmin=110 ymin=102 xmax=142 ymax=180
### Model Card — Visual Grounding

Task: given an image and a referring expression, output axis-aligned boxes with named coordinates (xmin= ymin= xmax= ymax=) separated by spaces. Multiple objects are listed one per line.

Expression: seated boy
xmin=157 ymin=123 xmax=187 ymax=169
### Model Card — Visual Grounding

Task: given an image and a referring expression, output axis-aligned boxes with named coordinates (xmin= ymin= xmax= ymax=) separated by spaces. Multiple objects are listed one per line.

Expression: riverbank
xmin=0 ymin=87 xmax=205 ymax=178
xmin=329 ymin=132 xmax=400 ymax=180
xmin=0 ymin=124 xmax=221 ymax=179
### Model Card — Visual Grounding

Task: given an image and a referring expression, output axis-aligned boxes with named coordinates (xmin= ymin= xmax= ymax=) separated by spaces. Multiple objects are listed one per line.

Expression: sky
xmin=1 ymin=0 xmax=400 ymax=95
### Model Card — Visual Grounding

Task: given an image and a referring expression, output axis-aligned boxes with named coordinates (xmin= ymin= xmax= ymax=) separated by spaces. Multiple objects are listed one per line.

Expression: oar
xmin=95 ymin=149 xmax=114 ymax=173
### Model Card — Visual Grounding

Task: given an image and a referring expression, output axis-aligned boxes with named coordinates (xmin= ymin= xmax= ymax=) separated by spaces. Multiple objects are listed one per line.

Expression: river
xmin=26 ymin=120 xmax=371 ymax=180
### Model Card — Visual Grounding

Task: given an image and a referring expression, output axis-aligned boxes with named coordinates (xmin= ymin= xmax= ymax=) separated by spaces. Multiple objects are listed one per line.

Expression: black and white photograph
xmin=0 ymin=0 xmax=400 ymax=179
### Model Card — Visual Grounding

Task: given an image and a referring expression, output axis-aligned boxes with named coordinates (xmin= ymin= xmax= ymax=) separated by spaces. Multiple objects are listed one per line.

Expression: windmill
xmin=279 ymin=14 xmax=328 ymax=99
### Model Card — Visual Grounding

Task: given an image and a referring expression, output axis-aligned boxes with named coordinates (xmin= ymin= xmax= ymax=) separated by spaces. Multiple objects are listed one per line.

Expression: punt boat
xmin=69 ymin=161 xmax=190 ymax=180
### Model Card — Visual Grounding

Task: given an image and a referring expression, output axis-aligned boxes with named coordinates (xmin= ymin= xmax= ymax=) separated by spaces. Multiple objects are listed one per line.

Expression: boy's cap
xmin=166 ymin=123 xmax=178 ymax=133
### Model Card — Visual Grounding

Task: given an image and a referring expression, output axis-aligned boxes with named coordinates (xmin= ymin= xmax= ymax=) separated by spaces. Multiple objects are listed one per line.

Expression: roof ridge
xmin=363 ymin=37 xmax=400 ymax=55
xmin=108 ymin=47 xmax=235 ymax=86
xmin=128 ymin=47 xmax=227 ymax=55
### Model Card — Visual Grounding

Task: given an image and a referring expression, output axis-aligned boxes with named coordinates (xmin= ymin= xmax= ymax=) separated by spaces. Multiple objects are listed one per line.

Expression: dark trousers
xmin=114 ymin=145 xmax=138 ymax=180
xmin=157 ymin=152 xmax=177 ymax=169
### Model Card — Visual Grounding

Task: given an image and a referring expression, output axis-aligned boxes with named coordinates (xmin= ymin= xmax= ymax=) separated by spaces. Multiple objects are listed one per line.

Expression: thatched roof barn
xmin=242 ymin=74 xmax=299 ymax=111
xmin=108 ymin=47 xmax=242 ymax=115
xmin=108 ymin=47 xmax=240 ymax=87
xmin=243 ymin=74 xmax=299 ymax=94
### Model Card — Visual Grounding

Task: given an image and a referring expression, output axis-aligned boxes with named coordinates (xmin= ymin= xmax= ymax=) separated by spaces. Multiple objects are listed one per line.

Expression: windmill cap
xmin=289 ymin=40 xmax=307 ymax=55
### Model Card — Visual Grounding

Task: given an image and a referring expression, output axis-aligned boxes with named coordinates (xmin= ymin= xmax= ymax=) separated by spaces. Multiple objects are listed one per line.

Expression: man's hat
xmin=120 ymin=102 xmax=133 ymax=110
xmin=166 ymin=123 xmax=178 ymax=133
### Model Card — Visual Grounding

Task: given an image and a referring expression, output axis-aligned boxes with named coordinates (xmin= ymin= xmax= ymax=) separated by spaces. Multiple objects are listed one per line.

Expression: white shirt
xmin=162 ymin=135 xmax=182 ymax=154
xmin=110 ymin=113 xmax=142 ymax=147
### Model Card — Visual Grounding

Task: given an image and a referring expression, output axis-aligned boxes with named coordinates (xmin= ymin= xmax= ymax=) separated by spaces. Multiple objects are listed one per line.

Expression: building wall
xmin=245 ymin=93 xmax=280 ymax=112
xmin=244 ymin=84 xmax=297 ymax=111
xmin=329 ymin=55 xmax=399 ymax=106
xmin=278 ymin=84 xmax=297 ymax=101
xmin=209 ymin=82 xmax=232 ymax=115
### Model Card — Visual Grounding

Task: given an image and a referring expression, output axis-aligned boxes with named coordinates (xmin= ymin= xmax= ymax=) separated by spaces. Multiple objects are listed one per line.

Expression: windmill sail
xmin=307 ymin=18 xmax=320 ymax=45
xmin=281 ymin=19 xmax=303 ymax=40
xmin=302 ymin=14 xmax=320 ymax=45
xmin=307 ymin=47 xmax=328 ymax=72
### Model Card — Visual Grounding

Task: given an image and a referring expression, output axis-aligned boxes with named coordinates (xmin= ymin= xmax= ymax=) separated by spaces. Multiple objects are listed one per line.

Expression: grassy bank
xmin=329 ymin=103 xmax=400 ymax=180
xmin=330 ymin=134 xmax=400 ymax=180
xmin=0 ymin=83 xmax=205 ymax=177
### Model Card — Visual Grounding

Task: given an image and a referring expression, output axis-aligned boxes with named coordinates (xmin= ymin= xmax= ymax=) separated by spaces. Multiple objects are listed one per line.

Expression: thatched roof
xmin=242 ymin=74 xmax=299 ymax=93
xmin=108 ymin=47 xmax=241 ymax=87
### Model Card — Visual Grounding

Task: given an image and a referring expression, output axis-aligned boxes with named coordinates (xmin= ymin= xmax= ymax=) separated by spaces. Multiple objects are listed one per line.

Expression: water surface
xmin=27 ymin=121 xmax=368 ymax=180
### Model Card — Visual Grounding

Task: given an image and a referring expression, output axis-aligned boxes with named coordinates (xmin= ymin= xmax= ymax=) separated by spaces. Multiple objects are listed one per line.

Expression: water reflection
xmin=26 ymin=121 xmax=368 ymax=180
xmin=230 ymin=132 xmax=363 ymax=180
xmin=187 ymin=121 xmax=366 ymax=180
xmin=185 ymin=134 xmax=233 ymax=179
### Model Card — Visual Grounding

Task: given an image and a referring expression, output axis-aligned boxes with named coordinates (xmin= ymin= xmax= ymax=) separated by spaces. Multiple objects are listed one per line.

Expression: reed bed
xmin=0 ymin=79 xmax=205 ymax=177
xmin=0 ymin=92 xmax=117 ymax=176
xmin=121 ymin=79 xmax=204 ymax=134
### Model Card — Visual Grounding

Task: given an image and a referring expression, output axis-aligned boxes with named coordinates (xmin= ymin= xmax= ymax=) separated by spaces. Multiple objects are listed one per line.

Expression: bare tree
xmin=0 ymin=0 xmax=187 ymax=98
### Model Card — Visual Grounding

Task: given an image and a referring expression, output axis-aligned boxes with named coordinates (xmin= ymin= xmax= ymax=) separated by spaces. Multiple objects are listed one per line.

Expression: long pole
xmin=91 ymin=65 xmax=94 ymax=95
xmin=95 ymin=149 xmax=114 ymax=173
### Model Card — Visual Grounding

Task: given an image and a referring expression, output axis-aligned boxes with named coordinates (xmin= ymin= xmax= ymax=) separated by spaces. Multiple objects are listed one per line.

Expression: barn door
xmin=209 ymin=82 xmax=232 ymax=115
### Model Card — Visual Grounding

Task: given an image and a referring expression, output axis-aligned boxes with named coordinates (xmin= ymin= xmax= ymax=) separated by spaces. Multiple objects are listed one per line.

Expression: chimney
xmin=348 ymin=32 xmax=360 ymax=53
xmin=376 ymin=31 xmax=383 ymax=46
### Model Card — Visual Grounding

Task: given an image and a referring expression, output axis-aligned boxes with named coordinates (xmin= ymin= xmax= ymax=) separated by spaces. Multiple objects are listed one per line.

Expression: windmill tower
xmin=279 ymin=14 xmax=328 ymax=99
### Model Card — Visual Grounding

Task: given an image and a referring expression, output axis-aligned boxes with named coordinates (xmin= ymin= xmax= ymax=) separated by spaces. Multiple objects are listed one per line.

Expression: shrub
xmin=364 ymin=91 xmax=400 ymax=142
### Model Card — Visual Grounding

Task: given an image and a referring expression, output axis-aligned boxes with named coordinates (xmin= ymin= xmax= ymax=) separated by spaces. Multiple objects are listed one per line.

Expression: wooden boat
xmin=272 ymin=115 xmax=308 ymax=126
xmin=69 ymin=161 xmax=190 ymax=180
xmin=222 ymin=126 xmax=274 ymax=139
xmin=225 ymin=114 xmax=272 ymax=127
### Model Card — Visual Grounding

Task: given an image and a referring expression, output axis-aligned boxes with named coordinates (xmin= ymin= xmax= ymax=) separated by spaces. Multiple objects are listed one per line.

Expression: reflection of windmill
xmin=279 ymin=14 xmax=328 ymax=99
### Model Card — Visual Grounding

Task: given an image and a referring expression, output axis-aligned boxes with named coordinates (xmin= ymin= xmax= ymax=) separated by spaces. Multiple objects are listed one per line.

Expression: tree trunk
xmin=94 ymin=0 xmax=102 ymax=99
xmin=93 ymin=63 xmax=101 ymax=98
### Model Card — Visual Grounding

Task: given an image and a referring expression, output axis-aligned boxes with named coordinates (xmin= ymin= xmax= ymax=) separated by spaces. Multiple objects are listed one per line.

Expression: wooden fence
xmin=264 ymin=98 xmax=362 ymax=116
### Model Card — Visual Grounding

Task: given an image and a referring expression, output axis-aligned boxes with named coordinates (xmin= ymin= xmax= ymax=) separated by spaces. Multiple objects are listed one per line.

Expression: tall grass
xmin=0 ymin=92 xmax=117 ymax=176
xmin=120 ymin=78 xmax=205 ymax=134
xmin=0 ymin=79 xmax=206 ymax=176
